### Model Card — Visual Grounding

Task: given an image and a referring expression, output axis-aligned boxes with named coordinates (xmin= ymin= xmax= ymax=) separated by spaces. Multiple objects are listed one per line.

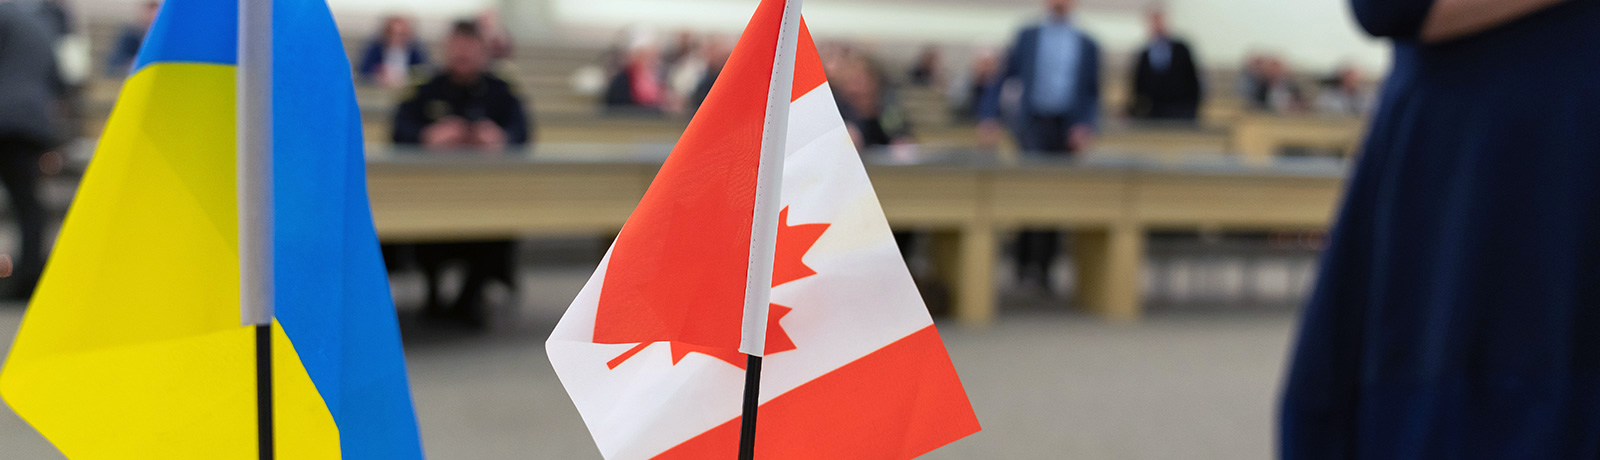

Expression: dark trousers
xmin=0 ymin=143 xmax=44 ymax=298
xmin=1015 ymin=230 xmax=1059 ymax=288
xmin=417 ymin=241 xmax=517 ymax=325
xmin=1020 ymin=115 xmax=1078 ymax=154
xmin=1014 ymin=115 xmax=1080 ymax=289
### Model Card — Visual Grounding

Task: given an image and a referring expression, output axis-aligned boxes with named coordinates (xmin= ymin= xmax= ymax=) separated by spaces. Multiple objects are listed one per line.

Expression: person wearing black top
xmin=391 ymin=21 xmax=532 ymax=327
xmin=1128 ymin=6 xmax=1202 ymax=121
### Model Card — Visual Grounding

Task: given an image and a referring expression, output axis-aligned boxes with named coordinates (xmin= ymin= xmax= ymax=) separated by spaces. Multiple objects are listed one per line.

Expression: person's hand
xmin=422 ymin=117 xmax=470 ymax=150
xmin=471 ymin=120 xmax=508 ymax=153
xmin=472 ymin=121 xmax=507 ymax=152
xmin=0 ymin=255 xmax=12 ymax=278
xmin=1069 ymin=124 xmax=1096 ymax=153
xmin=977 ymin=120 xmax=1006 ymax=149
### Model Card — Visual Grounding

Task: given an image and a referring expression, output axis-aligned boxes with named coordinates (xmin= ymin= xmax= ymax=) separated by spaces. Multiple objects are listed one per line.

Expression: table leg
xmin=1072 ymin=223 xmax=1145 ymax=322
xmin=951 ymin=222 xmax=997 ymax=327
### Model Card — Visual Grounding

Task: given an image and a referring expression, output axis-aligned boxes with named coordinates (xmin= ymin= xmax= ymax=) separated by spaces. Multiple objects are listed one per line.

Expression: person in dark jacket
xmin=1127 ymin=6 xmax=1202 ymax=121
xmin=1280 ymin=0 xmax=1600 ymax=458
xmin=391 ymin=21 xmax=532 ymax=327
xmin=977 ymin=0 xmax=1102 ymax=156
xmin=0 ymin=0 xmax=63 ymax=300
xmin=978 ymin=0 xmax=1103 ymax=292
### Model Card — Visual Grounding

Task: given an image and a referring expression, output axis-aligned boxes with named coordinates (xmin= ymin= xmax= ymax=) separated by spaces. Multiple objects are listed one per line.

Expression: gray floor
xmin=0 ymin=268 xmax=1299 ymax=459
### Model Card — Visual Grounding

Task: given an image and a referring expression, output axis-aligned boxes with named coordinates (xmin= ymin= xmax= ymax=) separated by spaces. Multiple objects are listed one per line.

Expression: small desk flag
xmin=0 ymin=0 xmax=423 ymax=458
xmin=546 ymin=1 xmax=982 ymax=458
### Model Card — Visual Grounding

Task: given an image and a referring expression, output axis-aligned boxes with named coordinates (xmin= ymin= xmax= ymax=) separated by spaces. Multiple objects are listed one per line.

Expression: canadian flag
xmin=546 ymin=0 xmax=982 ymax=458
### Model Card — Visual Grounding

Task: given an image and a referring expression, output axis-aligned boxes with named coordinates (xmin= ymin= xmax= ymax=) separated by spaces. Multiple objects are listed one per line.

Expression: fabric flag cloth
xmin=0 ymin=1 xmax=423 ymax=459
xmin=546 ymin=1 xmax=982 ymax=458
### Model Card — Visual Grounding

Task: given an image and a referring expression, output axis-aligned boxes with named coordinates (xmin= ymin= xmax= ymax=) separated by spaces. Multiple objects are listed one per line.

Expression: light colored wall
xmin=79 ymin=0 xmax=1392 ymax=72
xmin=538 ymin=0 xmax=1388 ymax=72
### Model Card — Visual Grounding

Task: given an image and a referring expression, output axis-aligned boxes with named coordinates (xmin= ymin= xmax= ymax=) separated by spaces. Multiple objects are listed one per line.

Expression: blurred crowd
xmin=0 ymin=0 xmax=1379 ymax=318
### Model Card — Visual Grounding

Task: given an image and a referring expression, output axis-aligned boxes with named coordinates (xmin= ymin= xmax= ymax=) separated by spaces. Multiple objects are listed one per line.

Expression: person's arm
xmin=1180 ymin=43 xmax=1203 ymax=112
xmin=1351 ymin=0 xmax=1565 ymax=42
xmin=1419 ymin=0 xmax=1567 ymax=42
xmin=1080 ymin=39 xmax=1103 ymax=131
xmin=356 ymin=44 xmax=382 ymax=79
xmin=497 ymin=85 xmax=532 ymax=146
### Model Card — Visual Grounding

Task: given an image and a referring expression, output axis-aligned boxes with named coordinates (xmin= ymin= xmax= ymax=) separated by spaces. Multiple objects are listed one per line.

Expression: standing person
xmin=1128 ymin=5 xmax=1201 ymax=121
xmin=392 ymin=21 xmax=531 ymax=327
xmin=0 ymin=0 xmax=63 ymax=301
xmin=1281 ymin=1 xmax=1600 ymax=459
xmin=977 ymin=0 xmax=1102 ymax=292
xmin=357 ymin=16 xmax=428 ymax=88
xmin=105 ymin=1 xmax=157 ymax=77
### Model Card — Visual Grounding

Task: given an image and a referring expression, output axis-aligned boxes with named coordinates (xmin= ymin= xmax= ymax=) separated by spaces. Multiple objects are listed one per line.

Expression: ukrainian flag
xmin=0 ymin=0 xmax=423 ymax=458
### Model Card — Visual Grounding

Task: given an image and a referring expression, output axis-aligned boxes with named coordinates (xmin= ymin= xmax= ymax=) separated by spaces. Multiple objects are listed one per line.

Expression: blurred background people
xmin=104 ymin=0 xmax=157 ymax=77
xmin=390 ymin=20 xmax=531 ymax=327
xmin=685 ymin=36 xmax=729 ymax=114
xmin=978 ymin=0 xmax=1102 ymax=155
xmin=603 ymin=31 xmax=673 ymax=116
xmin=1250 ymin=56 xmax=1306 ymax=114
xmin=665 ymin=32 xmax=709 ymax=110
xmin=832 ymin=47 xmax=915 ymax=150
xmin=955 ymin=49 xmax=1002 ymax=122
xmin=908 ymin=44 xmax=942 ymax=87
xmin=357 ymin=15 xmax=428 ymax=88
xmin=978 ymin=0 xmax=1103 ymax=293
xmin=1314 ymin=64 xmax=1373 ymax=116
xmin=0 ymin=0 xmax=64 ymax=300
xmin=1127 ymin=5 xmax=1201 ymax=121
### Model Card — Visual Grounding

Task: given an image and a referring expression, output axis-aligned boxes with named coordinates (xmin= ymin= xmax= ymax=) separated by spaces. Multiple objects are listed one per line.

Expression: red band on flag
xmin=654 ymin=326 xmax=982 ymax=459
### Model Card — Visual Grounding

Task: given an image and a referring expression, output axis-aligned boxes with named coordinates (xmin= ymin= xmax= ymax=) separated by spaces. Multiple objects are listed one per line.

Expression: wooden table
xmin=1231 ymin=115 xmax=1367 ymax=163
xmin=367 ymin=148 xmax=1347 ymax=326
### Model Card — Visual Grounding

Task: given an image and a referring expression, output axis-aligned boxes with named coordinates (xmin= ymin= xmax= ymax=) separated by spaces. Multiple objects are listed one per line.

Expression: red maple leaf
xmin=604 ymin=207 xmax=829 ymax=370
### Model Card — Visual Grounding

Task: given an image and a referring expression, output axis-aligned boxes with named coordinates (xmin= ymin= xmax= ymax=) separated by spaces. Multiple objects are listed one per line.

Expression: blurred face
xmin=1047 ymin=0 xmax=1074 ymax=18
xmin=384 ymin=18 xmax=413 ymax=46
xmin=446 ymin=35 xmax=488 ymax=82
xmin=1148 ymin=10 xmax=1168 ymax=37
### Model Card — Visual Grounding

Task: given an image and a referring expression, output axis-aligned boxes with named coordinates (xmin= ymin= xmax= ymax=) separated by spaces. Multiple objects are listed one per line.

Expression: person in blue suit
xmin=977 ymin=0 xmax=1102 ymax=292
xmin=1281 ymin=0 xmax=1600 ymax=458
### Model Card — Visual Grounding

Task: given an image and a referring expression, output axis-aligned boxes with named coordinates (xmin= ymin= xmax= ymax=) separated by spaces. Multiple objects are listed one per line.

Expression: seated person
xmin=390 ymin=21 xmax=533 ymax=327
xmin=603 ymin=37 xmax=673 ymax=115
xmin=357 ymin=15 xmax=428 ymax=88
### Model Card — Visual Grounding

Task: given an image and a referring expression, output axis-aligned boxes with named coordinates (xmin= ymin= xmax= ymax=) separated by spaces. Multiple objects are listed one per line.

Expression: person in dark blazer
xmin=978 ymin=0 xmax=1102 ymax=156
xmin=1128 ymin=6 xmax=1202 ymax=121
xmin=978 ymin=0 xmax=1103 ymax=292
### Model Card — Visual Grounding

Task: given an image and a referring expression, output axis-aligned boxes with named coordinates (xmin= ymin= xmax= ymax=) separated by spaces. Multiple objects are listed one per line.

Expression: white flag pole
xmin=739 ymin=0 xmax=804 ymax=458
xmin=238 ymin=0 xmax=275 ymax=458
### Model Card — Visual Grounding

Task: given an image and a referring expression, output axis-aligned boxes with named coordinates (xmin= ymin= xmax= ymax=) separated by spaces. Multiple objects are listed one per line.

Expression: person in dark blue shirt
xmin=1281 ymin=0 xmax=1600 ymax=458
